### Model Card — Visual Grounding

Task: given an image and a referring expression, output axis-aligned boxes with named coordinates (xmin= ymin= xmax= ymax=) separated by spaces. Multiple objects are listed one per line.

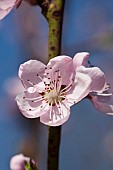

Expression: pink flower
xmin=87 ymin=83 xmax=113 ymax=114
xmin=0 ymin=0 xmax=22 ymax=20
xmin=16 ymin=53 xmax=105 ymax=126
xmin=10 ymin=154 xmax=30 ymax=170
xmin=75 ymin=53 xmax=113 ymax=114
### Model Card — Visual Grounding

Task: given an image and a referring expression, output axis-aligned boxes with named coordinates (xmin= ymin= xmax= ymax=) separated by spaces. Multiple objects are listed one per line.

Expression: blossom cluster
xmin=15 ymin=52 xmax=113 ymax=126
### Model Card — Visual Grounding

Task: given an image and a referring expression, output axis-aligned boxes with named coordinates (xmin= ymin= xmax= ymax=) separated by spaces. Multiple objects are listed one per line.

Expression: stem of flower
xmin=47 ymin=0 xmax=65 ymax=60
xmin=45 ymin=0 xmax=65 ymax=170
xmin=47 ymin=126 xmax=61 ymax=170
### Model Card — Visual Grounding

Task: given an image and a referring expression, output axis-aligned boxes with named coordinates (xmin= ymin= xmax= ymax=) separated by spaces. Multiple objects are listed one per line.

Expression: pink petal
xmin=0 ymin=0 xmax=19 ymax=20
xmin=0 ymin=0 xmax=16 ymax=9
xmin=76 ymin=66 xmax=106 ymax=91
xmin=89 ymin=96 xmax=113 ymax=115
xmin=19 ymin=60 xmax=46 ymax=89
xmin=73 ymin=52 xmax=89 ymax=69
xmin=90 ymin=92 xmax=111 ymax=103
xmin=16 ymin=93 xmax=49 ymax=118
xmin=47 ymin=55 xmax=74 ymax=85
xmin=0 ymin=7 xmax=12 ymax=20
xmin=24 ymin=87 xmax=43 ymax=108
xmin=10 ymin=154 xmax=30 ymax=170
xmin=40 ymin=104 xmax=70 ymax=126
xmin=98 ymin=95 xmax=111 ymax=103
xmin=67 ymin=72 xmax=91 ymax=102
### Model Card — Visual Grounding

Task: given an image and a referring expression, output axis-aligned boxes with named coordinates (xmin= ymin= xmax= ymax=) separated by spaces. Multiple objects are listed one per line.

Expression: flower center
xmin=44 ymin=89 xmax=62 ymax=106
xmin=24 ymin=67 xmax=76 ymax=118
xmin=44 ymin=90 xmax=58 ymax=105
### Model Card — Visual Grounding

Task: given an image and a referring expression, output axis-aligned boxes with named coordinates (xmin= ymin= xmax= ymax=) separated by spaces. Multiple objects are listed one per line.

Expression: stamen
xmin=54 ymin=71 xmax=59 ymax=92
xmin=63 ymin=98 xmax=74 ymax=105
xmin=58 ymin=101 xmax=63 ymax=116
xmin=27 ymin=103 xmax=48 ymax=112
xmin=37 ymin=74 xmax=43 ymax=81
xmin=56 ymin=71 xmax=62 ymax=93
xmin=61 ymin=101 xmax=70 ymax=112
xmin=55 ymin=100 xmax=60 ymax=109
xmin=60 ymin=83 xmax=73 ymax=93
xmin=49 ymin=103 xmax=53 ymax=121
xmin=54 ymin=100 xmax=62 ymax=118
xmin=32 ymin=98 xmax=44 ymax=102
xmin=53 ymin=109 xmax=57 ymax=120
xmin=65 ymin=97 xmax=77 ymax=104
xmin=27 ymin=79 xmax=35 ymax=86
xmin=27 ymin=107 xmax=39 ymax=111
xmin=25 ymin=96 xmax=44 ymax=101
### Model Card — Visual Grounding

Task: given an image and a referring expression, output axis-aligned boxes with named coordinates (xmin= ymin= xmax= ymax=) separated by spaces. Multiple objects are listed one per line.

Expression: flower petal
xmin=40 ymin=103 xmax=70 ymax=126
xmin=90 ymin=91 xmax=112 ymax=103
xmin=0 ymin=0 xmax=19 ymax=20
xmin=0 ymin=0 xmax=16 ymax=9
xmin=46 ymin=55 xmax=74 ymax=85
xmin=10 ymin=154 xmax=30 ymax=170
xmin=73 ymin=52 xmax=89 ymax=69
xmin=19 ymin=60 xmax=46 ymax=89
xmin=24 ymin=87 xmax=44 ymax=108
xmin=89 ymin=96 xmax=113 ymax=115
xmin=16 ymin=93 xmax=49 ymax=118
xmin=76 ymin=66 xmax=106 ymax=91
xmin=0 ymin=7 xmax=12 ymax=20
xmin=67 ymin=72 xmax=91 ymax=102
xmin=98 ymin=95 xmax=112 ymax=103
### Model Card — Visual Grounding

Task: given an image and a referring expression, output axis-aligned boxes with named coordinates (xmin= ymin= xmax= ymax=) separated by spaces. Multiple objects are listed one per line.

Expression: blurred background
xmin=0 ymin=0 xmax=113 ymax=169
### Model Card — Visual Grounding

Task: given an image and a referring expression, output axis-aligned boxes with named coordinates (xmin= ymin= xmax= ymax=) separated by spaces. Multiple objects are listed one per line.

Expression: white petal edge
xmin=40 ymin=104 xmax=70 ymax=126
xmin=16 ymin=93 xmax=49 ymax=118
xmin=67 ymin=72 xmax=91 ymax=103
xmin=19 ymin=60 xmax=46 ymax=89
xmin=76 ymin=66 xmax=106 ymax=91
xmin=73 ymin=52 xmax=89 ymax=69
